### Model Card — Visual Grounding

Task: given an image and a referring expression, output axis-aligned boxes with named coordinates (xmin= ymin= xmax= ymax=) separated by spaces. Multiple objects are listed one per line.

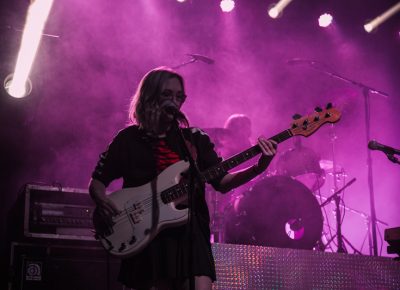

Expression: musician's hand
xmin=255 ymin=136 xmax=277 ymax=173
xmin=93 ymin=194 xmax=120 ymax=218
xmin=143 ymin=103 xmax=162 ymax=134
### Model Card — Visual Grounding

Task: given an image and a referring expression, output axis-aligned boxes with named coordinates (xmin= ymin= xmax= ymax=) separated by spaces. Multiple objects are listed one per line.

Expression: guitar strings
xmin=111 ymin=183 xmax=188 ymax=225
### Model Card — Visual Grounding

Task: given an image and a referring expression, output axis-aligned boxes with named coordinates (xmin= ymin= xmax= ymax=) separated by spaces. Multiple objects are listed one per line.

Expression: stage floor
xmin=212 ymin=243 xmax=400 ymax=289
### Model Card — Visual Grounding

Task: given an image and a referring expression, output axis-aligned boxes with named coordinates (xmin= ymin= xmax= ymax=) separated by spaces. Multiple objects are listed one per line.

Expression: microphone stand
xmin=386 ymin=154 xmax=400 ymax=165
xmin=303 ymin=60 xmax=389 ymax=256
xmin=172 ymin=54 xmax=214 ymax=70
xmin=171 ymin=57 xmax=197 ymax=70
xmin=171 ymin=119 xmax=204 ymax=290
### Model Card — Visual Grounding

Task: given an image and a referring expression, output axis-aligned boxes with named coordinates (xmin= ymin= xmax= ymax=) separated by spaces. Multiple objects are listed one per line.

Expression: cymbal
xmin=319 ymin=159 xmax=344 ymax=171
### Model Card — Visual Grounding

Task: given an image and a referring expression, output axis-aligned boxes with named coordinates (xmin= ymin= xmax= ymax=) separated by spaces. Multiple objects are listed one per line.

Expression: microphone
xmin=286 ymin=58 xmax=316 ymax=65
xmin=368 ymin=140 xmax=400 ymax=155
xmin=187 ymin=53 xmax=215 ymax=64
xmin=160 ymin=100 xmax=186 ymax=119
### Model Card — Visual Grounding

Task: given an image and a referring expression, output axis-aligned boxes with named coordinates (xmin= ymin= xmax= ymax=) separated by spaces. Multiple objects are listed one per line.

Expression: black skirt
xmin=118 ymin=213 xmax=216 ymax=289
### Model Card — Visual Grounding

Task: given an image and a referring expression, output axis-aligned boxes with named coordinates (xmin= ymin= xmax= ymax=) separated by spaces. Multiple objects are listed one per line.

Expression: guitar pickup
xmin=128 ymin=202 xmax=144 ymax=224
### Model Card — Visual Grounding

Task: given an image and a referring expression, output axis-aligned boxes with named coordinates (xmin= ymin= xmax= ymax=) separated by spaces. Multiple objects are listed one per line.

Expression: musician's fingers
xmin=258 ymin=137 xmax=276 ymax=156
xmin=104 ymin=199 xmax=119 ymax=215
xmin=266 ymin=140 xmax=277 ymax=155
xmin=145 ymin=106 xmax=159 ymax=130
xmin=97 ymin=198 xmax=119 ymax=217
xmin=258 ymin=139 xmax=270 ymax=155
xmin=269 ymin=139 xmax=278 ymax=148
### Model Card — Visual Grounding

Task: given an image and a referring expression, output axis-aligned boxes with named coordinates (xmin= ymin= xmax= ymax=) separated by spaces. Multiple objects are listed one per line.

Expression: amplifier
xmin=8 ymin=241 xmax=122 ymax=290
xmin=384 ymin=226 xmax=400 ymax=257
xmin=12 ymin=184 xmax=97 ymax=241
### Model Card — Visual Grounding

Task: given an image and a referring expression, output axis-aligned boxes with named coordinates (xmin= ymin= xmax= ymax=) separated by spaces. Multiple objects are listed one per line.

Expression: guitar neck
xmin=202 ymin=129 xmax=293 ymax=182
xmin=161 ymin=105 xmax=341 ymax=205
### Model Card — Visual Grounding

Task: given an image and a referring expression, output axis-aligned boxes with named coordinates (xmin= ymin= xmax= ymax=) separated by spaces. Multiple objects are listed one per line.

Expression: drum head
xmin=225 ymin=176 xmax=323 ymax=250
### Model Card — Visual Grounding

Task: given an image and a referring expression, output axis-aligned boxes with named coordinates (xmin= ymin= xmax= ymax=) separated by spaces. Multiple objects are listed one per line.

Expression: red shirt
xmin=154 ymin=139 xmax=181 ymax=173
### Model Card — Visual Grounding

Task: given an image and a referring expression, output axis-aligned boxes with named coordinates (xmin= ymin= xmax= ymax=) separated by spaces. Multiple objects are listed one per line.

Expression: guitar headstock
xmin=290 ymin=105 xmax=341 ymax=137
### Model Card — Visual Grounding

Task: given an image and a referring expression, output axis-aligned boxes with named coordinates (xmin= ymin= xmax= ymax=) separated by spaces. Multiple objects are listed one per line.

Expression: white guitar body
xmin=94 ymin=160 xmax=190 ymax=257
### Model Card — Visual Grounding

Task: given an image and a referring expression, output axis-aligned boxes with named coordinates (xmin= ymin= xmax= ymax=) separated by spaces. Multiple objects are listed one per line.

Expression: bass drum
xmin=225 ymin=175 xmax=323 ymax=250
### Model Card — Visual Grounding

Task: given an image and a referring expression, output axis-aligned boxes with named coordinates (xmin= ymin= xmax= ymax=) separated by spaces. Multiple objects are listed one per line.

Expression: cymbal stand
xmin=329 ymin=124 xmax=347 ymax=253
xmin=359 ymin=212 xmax=389 ymax=254
xmin=320 ymin=174 xmax=360 ymax=253
xmin=319 ymin=182 xmax=388 ymax=255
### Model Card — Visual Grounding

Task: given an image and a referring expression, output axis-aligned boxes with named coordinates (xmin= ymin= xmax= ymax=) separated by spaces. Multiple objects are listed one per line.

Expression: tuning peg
xmin=292 ymin=113 xmax=302 ymax=120
xmin=326 ymin=103 xmax=332 ymax=109
xmin=314 ymin=106 xmax=322 ymax=112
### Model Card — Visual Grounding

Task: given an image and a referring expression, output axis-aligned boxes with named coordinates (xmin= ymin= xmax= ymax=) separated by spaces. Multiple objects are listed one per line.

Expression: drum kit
xmin=205 ymin=127 xmax=362 ymax=252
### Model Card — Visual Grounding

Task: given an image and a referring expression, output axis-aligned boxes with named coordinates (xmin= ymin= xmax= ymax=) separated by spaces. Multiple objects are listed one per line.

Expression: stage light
xmin=268 ymin=0 xmax=294 ymax=19
xmin=364 ymin=2 xmax=400 ymax=33
xmin=176 ymin=0 xmax=186 ymax=3
xmin=4 ymin=73 xmax=32 ymax=99
xmin=268 ymin=7 xmax=280 ymax=19
xmin=220 ymin=0 xmax=235 ymax=13
xmin=5 ymin=0 xmax=54 ymax=98
xmin=318 ymin=13 xmax=333 ymax=28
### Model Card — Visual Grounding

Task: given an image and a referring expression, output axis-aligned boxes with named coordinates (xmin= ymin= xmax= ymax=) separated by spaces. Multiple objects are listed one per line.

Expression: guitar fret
xmin=182 ymin=184 xmax=188 ymax=196
xmin=202 ymin=130 xmax=294 ymax=183
xmin=161 ymin=182 xmax=190 ymax=204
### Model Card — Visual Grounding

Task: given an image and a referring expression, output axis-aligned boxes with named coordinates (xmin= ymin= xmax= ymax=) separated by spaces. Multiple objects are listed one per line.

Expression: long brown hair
xmin=129 ymin=67 xmax=189 ymax=133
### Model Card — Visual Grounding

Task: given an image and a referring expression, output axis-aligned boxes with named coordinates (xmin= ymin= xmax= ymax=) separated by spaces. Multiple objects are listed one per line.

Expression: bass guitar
xmin=92 ymin=104 xmax=341 ymax=257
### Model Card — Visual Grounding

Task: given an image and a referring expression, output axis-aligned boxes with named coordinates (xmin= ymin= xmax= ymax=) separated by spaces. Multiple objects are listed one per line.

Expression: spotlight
xmin=8 ymin=0 xmax=53 ymax=99
xmin=176 ymin=0 xmax=186 ymax=3
xmin=268 ymin=7 xmax=280 ymax=19
xmin=318 ymin=13 xmax=333 ymax=28
xmin=268 ymin=0 xmax=294 ymax=19
xmin=364 ymin=2 xmax=400 ymax=33
xmin=220 ymin=0 xmax=235 ymax=13
xmin=4 ymin=73 xmax=32 ymax=98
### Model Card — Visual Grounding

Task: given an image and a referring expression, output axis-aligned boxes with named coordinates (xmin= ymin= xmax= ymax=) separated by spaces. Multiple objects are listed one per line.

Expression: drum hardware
xmin=207 ymin=177 xmax=260 ymax=243
xmin=319 ymin=177 xmax=363 ymax=254
xmin=300 ymin=60 xmax=388 ymax=256
xmin=224 ymin=176 xmax=323 ymax=250
xmin=320 ymin=124 xmax=389 ymax=255
xmin=206 ymin=187 xmax=226 ymax=243
xmin=319 ymin=178 xmax=356 ymax=207
xmin=275 ymin=137 xmax=326 ymax=193
xmin=204 ymin=126 xmax=263 ymax=243
xmin=315 ymin=186 xmax=389 ymax=255
xmin=326 ymin=124 xmax=349 ymax=253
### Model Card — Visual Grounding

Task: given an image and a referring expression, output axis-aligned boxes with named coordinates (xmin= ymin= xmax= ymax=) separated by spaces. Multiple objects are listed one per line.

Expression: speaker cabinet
xmin=9 ymin=242 xmax=122 ymax=290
